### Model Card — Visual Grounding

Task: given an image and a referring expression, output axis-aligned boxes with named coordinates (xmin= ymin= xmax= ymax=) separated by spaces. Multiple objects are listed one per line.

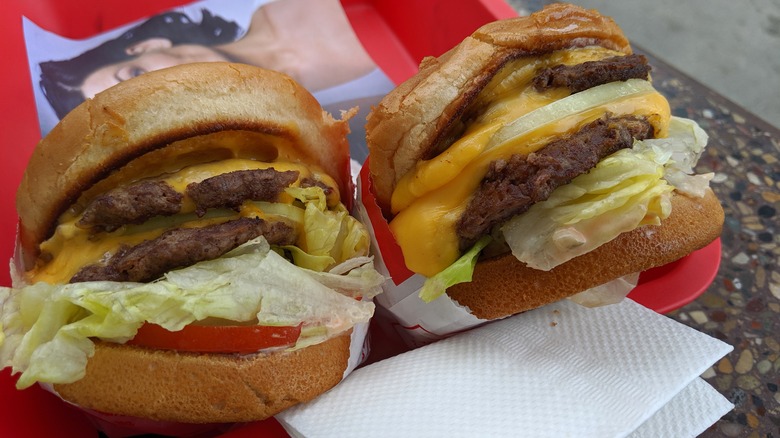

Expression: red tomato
xmin=127 ymin=323 xmax=302 ymax=354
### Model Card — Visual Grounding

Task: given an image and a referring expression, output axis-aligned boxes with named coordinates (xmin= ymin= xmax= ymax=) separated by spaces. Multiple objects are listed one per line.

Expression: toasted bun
xmin=447 ymin=189 xmax=724 ymax=319
xmin=366 ymin=3 xmax=631 ymax=209
xmin=17 ymin=62 xmax=353 ymax=261
xmin=53 ymin=332 xmax=352 ymax=423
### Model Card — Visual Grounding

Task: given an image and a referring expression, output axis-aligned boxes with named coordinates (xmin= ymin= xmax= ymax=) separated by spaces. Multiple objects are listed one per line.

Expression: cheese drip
xmin=388 ymin=48 xmax=671 ymax=278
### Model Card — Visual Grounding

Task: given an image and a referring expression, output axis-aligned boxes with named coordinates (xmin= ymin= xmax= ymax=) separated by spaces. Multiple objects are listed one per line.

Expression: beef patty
xmin=533 ymin=54 xmax=651 ymax=94
xmin=78 ymin=181 xmax=183 ymax=232
xmin=187 ymin=168 xmax=300 ymax=216
xmin=70 ymin=217 xmax=296 ymax=283
xmin=78 ymin=168 xmax=301 ymax=231
xmin=456 ymin=114 xmax=655 ymax=251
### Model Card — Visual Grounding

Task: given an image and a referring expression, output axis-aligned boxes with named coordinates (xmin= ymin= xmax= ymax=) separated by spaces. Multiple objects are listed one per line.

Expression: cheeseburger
xmin=0 ymin=63 xmax=384 ymax=423
xmin=366 ymin=4 xmax=724 ymax=319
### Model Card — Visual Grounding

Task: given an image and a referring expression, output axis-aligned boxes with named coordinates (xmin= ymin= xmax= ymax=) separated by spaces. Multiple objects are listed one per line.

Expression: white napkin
xmin=277 ymin=299 xmax=732 ymax=437
xmin=629 ymin=377 xmax=733 ymax=437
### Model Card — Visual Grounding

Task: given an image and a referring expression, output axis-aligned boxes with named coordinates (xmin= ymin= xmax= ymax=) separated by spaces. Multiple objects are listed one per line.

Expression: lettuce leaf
xmin=282 ymin=245 xmax=335 ymax=272
xmin=419 ymin=236 xmax=492 ymax=303
xmin=502 ymin=145 xmax=675 ymax=270
xmin=634 ymin=116 xmax=713 ymax=197
xmin=281 ymin=186 xmax=370 ymax=270
xmin=501 ymin=116 xmax=710 ymax=271
xmin=303 ymin=257 xmax=386 ymax=299
xmin=0 ymin=237 xmax=378 ymax=389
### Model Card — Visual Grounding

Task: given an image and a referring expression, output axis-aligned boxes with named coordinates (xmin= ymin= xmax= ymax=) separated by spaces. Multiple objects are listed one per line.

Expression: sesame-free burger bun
xmin=54 ymin=333 xmax=352 ymax=423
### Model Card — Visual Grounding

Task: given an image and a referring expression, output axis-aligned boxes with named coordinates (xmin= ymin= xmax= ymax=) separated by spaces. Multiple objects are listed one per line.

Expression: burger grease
xmin=1 ymin=63 xmax=384 ymax=423
xmin=366 ymin=4 xmax=724 ymax=319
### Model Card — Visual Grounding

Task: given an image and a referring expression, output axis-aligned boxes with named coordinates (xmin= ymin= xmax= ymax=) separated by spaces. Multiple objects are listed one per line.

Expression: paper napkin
xmin=277 ymin=299 xmax=732 ymax=437
xmin=629 ymin=377 xmax=733 ymax=437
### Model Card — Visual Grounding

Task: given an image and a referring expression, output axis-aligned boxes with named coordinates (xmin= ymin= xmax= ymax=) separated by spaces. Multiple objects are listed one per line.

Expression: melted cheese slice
xmin=389 ymin=57 xmax=671 ymax=277
xmin=31 ymin=158 xmax=338 ymax=285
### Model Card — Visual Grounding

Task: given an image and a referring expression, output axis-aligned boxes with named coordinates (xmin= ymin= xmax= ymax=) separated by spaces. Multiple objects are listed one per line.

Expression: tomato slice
xmin=127 ymin=323 xmax=302 ymax=354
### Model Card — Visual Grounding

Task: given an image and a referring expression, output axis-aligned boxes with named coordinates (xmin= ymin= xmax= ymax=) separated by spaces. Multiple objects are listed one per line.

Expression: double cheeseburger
xmin=366 ymin=4 xmax=724 ymax=319
xmin=0 ymin=63 xmax=383 ymax=423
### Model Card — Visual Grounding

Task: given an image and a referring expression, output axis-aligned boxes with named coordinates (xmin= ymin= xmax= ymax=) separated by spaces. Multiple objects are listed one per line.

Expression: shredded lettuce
xmin=0 ymin=237 xmax=379 ymax=389
xmin=419 ymin=236 xmax=492 ymax=303
xmin=279 ymin=186 xmax=370 ymax=270
xmin=250 ymin=186 xmax=370 ymax=271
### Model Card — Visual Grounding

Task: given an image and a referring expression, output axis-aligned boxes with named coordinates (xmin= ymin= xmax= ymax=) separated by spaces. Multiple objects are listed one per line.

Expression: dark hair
xmin=39 ymin=9 xmax=243 ymax=119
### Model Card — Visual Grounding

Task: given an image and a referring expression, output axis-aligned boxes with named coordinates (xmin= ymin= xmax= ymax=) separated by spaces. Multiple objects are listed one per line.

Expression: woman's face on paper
xmin=80 ymin=39 xmax=230 ymax=98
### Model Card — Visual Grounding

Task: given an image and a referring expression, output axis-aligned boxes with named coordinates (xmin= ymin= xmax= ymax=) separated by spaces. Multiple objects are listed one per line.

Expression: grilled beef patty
xmin=70 ymin=167 xmax=311 ymax=283
xmin=187 ymin=168 xmax=300 ymax=216
xmin=456 ymin=114 xmax=655 ymax=251
xmin=533 ymin=54 xmax=651 ymax=94
xmin=78 ymin=181 xmax=183 ymax=232
xmin=70 ymin=217 xmax=296 ymax=283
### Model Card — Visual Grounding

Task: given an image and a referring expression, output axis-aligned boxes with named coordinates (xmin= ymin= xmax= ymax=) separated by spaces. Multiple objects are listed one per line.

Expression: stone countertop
xmin=647 ymin=53 xmax=780 ymax=436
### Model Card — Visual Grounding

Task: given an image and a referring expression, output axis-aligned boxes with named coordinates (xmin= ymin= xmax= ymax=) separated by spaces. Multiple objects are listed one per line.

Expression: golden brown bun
xmin=54 ymin=332 xmax=352 ymax=423
xmin=447 ymin=189 xmax=724 ymax=319
xmin=366 ymin=3 xmax=631 ymax=210
xmin=17 ymin=62 xmax=353 ymax=261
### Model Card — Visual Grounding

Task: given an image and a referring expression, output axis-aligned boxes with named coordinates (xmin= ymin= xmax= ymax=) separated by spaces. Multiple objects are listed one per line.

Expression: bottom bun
xmin=53 ymin=332 xmax=352 ymax=423
xmin=448 ymin=189 xmax=724 ymax=320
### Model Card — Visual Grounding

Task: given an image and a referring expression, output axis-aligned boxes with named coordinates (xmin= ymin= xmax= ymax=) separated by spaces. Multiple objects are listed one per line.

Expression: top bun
xmin=366 ymin=3 xmax=630 ymax=211
xmin=17 ymin=62 xmax=353 ymax=260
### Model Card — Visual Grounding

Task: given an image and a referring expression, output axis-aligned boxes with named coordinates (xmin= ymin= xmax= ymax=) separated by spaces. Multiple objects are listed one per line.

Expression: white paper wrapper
xmin=278 ymin=299 xmax=733 ymax=437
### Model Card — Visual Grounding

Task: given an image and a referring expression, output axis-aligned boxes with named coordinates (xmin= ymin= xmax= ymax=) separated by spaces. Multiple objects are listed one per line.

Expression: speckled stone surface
xmin=508 ymin=3 xmax=779 ymax=435
xmin=601 ymin=44 xmax=780 ymax=438
xmin=646 ymin=53 xmax=780 ymax=437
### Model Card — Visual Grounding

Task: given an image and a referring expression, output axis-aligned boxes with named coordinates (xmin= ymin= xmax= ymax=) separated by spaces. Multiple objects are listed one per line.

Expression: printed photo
xmin=24 ymin=0 xmax=395 ymax=161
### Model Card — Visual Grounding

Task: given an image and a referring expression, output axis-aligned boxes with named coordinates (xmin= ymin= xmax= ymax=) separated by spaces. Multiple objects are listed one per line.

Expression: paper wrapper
xmin=278 ymin=299 xmax=733 ymax=437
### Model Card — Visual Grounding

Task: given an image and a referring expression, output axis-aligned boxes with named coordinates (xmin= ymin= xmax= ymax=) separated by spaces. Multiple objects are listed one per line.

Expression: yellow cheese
xmin=390 ymin=89 xmax=671 ymax=277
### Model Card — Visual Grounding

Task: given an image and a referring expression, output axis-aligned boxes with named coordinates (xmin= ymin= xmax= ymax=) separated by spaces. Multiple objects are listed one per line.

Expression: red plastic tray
xmin=0 ymin=0 xmax=720 ymax=437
